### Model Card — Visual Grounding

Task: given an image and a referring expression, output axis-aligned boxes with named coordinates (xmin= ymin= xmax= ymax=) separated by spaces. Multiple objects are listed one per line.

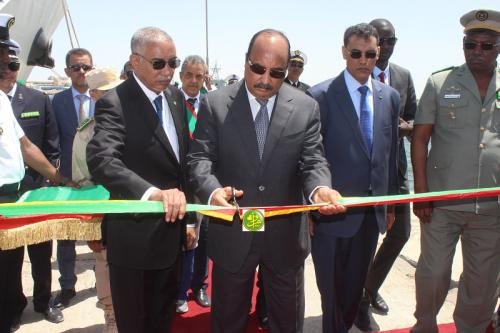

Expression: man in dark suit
xmin=354 ymin=18 xmax=417 ymax=331
xmin=308 ymin=23 xmax=399 ymax=333
xmin=284 ymin=50 xmax=310 ymax=93
xmin=0 ymin=42 xmax=63 ymax=324
xmin=87 ymin=27 xmax=194 ymax=333
xmin=51 ymin=47 xmax=95 ymax=309
xmin=187 ymin=29 xmax=345 ymax=333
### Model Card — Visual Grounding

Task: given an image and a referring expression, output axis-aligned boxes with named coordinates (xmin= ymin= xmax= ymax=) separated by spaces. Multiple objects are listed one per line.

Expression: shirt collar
xmin=71 ymin=86 xmax=90 ymax=99
xmin=373 ymin=64 xmax=390 ymax=79
xmin=133 ymin=72 xmax=164 ymax=103
xmin=244 ymin=83 xmax=277 ymax=106
xmin=7 ymin=83 xmax=17 ymax=98
xmin=343 ymin=69 xmax=373 ymax=94
xmin=180 ymin=88 xmax=200 ymax=102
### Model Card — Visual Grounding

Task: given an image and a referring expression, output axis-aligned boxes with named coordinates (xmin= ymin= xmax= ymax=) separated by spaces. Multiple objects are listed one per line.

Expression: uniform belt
xmin=0 ymin=182 xmax=20 ymax=195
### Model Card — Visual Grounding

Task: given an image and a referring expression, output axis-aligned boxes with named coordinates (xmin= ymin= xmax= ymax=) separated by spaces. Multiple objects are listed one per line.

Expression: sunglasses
xmin=68 ymin=64 xmax=94 ymax=72
xmin=8 ymin=61 xmax=20 ymax=72
xmin=379 ymin=37 xmax=398 ymax=46
xmin=134 ymin=53 xmax=180 ymax=70
xmin=247 ymin=59 xmax=287 ymax=79
xmin=346 ymin=48 xmax=378 ymax=59
xmin=463 ymin=41 xmax=498 ymax=51
xmin=289 ymin=61 xmax=304 ymax=69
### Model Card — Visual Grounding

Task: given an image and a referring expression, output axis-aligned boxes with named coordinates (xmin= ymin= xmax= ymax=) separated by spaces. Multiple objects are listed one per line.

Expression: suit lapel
xmin=372 ymin=79 xmax=385 ymax=159
xmin=331 ymin=74 xmax=370 ymax=158
xmin=63 ymin=88 xmax=79 ymax=128
xmin=164 ymin=87 xmax=186 ymax=165
xmin=12 ymin=86 xmax=26 ymax=117
xmin=261 ymin=89 xmax=294 ymax=167
xmin=228 ymin=84 xmax=260 ymax=169
xmin=129 ymin=78 xmax=180 ymax=166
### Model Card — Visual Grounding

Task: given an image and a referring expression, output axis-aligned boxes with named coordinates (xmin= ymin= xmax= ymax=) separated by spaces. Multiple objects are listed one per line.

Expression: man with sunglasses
xmin=284 ymin=50 xmax=310 ymax=93
xmin=51 ymin=47 xmax=95 ymax=310
xmin=308 ymin=23 xmax=400 ymax=333
xmin=352 ymin=18 xmax=418 ymax=331
xmin=0 ymin=42 xmax=64 ymax=326
xmin=411 ymin=9 xmax=500 ymax=333
xmin=187 ymin=29 xmax=345 ymax=333
xmin=87 ymin=27 xmax=192 ymax=333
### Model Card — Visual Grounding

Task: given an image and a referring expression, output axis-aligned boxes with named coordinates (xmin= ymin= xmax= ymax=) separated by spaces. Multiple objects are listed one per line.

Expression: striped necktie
xmin=255 ymin=99 xmax=269 ymax=159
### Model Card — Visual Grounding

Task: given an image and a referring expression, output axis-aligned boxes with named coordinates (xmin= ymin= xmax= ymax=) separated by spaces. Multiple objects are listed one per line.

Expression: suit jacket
xmin=187 ymin=81 xmax=332 ymax=274
xmin=12 ymin=85 xmax=60 ymax=191
xmin=52 ymin=88 xmax=95 ymax=178
xmin=388 ymin=63 xmax=417 ymax=191
xmin=308 ymin=72 xmax=399 ymax=238
xmin=87 ymin=77 xmax=191 ymax=269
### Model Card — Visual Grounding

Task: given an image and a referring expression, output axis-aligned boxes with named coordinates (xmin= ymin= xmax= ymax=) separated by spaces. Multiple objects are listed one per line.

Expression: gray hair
xmin=180 ymin=55 xmax=207 ymax=73
xmin=130 ymin=27 xmax=173 ymax=53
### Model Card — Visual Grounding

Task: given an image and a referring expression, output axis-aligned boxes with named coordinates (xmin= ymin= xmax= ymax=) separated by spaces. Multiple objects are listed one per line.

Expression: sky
xmin=28 ymin=0 xmax=497 ymax=97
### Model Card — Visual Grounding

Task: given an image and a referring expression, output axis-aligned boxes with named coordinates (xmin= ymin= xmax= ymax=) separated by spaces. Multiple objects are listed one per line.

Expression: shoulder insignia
xmin=77 ymin=118 xmax=94 ymax=132
xmin=432 ymin=66 xmax=457 ymax=75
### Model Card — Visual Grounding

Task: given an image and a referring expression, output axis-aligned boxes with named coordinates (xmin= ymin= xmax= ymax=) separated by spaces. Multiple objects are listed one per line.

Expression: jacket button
xmin=258 ymin=185 xmax=265 ymax=192
xmin=479 ymin=143 xmax=485 ymax=149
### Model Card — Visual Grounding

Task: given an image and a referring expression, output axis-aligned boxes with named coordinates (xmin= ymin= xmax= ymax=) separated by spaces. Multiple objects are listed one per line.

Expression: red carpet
xmin=171 ymin=262 xmax=462 ymax=333
xmin=381 ymin=323 xmax=456 ymax=332
xmin=171 ymin=262 xmax=266 ymax=333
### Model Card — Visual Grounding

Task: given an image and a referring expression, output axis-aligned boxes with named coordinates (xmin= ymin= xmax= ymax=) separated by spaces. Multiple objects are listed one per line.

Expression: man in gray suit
xmin=187 ymin=29 xmax=345 ymax=333
xmin=411 ymin=9 xmax=500 ymax=333
xmin=355 ymin=18 xmax=418 ymax=331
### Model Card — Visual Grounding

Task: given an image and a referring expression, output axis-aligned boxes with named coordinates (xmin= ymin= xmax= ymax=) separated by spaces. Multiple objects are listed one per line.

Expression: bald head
xmin=369 ymin=18 xmax=397 ymax=68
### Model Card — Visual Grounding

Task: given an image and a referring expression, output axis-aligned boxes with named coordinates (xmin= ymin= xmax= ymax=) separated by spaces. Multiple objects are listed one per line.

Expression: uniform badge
xmin=242 ymin=209 xmax=265 ymax=232
xmin=6 ymin=16 xmax=15 ymax=29
xmin=0 ymin=126 xmax=3 ymax=136
xmin=20 ymin=111 xmax=40 ymax=119
xmin=496 ymin=89 xmax=500 ymax=101
xmin=475 ymin=10 xmax=488 ymax=21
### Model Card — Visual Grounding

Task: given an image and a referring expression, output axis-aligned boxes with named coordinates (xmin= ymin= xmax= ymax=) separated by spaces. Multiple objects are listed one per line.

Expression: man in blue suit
xmin=52 ymin=47 xmax=95 ymax=309
xmin=308 ymin=23 xmax=399 ymax=333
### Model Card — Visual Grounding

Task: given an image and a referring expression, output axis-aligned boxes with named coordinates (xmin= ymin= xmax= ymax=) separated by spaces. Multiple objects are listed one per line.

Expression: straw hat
xmin=86 ymin=67 xmax=123 ymax=91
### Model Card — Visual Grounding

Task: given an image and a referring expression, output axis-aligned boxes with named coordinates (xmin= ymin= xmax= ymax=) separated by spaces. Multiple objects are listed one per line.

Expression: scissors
xmin=230 ymin=186 xmax=240 ymax=211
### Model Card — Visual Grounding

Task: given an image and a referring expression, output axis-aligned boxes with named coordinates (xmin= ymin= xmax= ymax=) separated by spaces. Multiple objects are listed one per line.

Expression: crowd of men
xmin=0 ymin=7 xmax=498 ymax=333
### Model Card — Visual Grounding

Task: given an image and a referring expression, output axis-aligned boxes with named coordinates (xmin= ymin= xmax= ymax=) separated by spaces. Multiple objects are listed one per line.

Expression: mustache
xmin=254 ymin=82 xmax=273 ymax=90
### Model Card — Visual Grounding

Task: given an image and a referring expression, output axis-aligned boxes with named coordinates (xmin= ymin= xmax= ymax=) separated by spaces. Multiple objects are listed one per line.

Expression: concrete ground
xmin=17 ymin=212 xmax=466 ymax=333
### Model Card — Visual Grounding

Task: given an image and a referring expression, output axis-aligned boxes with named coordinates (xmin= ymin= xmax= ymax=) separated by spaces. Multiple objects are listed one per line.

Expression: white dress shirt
xmin=181 ymin=89 xmax=201 ymax=115
xmin=71 ymin=87 xmax=93 ymax=120
xmin=0 ymin=91 xmax=25 ymax=186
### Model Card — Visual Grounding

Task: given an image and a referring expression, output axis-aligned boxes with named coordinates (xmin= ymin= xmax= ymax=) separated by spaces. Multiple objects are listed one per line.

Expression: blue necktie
xmin=255 ymin=99 xmax=269 ymax=159
xmin=358 ymin=86 xmax=373 ymax=154
xmin=153 ymin=96 xmax=163 ymax=124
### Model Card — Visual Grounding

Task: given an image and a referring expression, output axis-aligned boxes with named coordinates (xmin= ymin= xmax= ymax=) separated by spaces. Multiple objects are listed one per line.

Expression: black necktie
xmin=7 ymin=95 xmax=12 ymax=102
xmin=187 ymin=98 xmax=196 ymax=107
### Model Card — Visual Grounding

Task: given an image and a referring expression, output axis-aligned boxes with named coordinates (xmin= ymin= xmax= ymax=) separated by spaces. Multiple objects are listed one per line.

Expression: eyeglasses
xmin=379 ymin=37 xmax=398 ymax=46
xmin=68 ymin=64 xmax=94 ymax=72
xmin=463 ymin=41 xmax=498 ymax=51
xmin=134 ymin=53 xmax=180 ymax=70
xmin=346 ymin=48 xmax=378 ymax=59
xmin=247 ymin=59 xmax=287 ymax=79
xmin=8 ymin=61 xmax=20 ymax=72
xmin=289 ymin=61 xmax=304 ymax=69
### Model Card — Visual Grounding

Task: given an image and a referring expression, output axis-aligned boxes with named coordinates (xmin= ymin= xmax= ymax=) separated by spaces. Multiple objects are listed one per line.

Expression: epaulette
xmin=77 ymin=118 xmax=94 ymax=132
xmin=432 ymin=66 xmax=457 ymax=75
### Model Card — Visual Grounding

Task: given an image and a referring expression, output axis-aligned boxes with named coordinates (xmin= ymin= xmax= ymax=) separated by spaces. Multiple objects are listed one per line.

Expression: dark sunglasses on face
xmin=379 ymin=37 xmax=398 ymax=46
xmin=8 ymin=61 xmax=20 ymax=72
xmin=68 ymin=64 xmax=94 ymax=72
xmin=463 ymin=41 xmax=498 ymax=51
xmin=290 ymin=61 xmax=304 ymax=68
xmin=346 ymin=48 xmax=378 ymax=59
xmin=247 ymin=59 xmax=287 ymax=79
xmin=134 ymin=53 xmax=180 ymax=70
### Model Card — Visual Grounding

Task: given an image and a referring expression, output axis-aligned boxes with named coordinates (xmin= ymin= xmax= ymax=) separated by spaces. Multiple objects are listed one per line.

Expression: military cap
xmin=290 ymin=50 xmax=307 ymax=65
xmin=8 ymin=39 xmax=20 ymax=57
xmin=460 ymin=9 xmax=500 ymax=33
xmin=0 ymin=13 xmax=18 ymax=48
xmin=225 ymin=74 xmax=239 ymax=85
